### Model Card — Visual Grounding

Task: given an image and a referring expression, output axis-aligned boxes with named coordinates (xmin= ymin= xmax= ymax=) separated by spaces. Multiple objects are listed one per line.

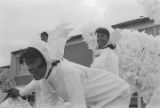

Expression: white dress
xmin=91 ymin=48 xmax=119 ymax=75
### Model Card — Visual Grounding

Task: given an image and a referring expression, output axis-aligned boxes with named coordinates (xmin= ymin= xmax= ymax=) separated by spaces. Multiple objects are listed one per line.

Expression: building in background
xmin=0 ymin=65 xmax=10 ymax=74
xmin=0 ymin=65 xmax=10 ymax=83
xmin=112 ymin=17 xmax=160 ymax=36
xmin=0 ymin=65 xmax=10 ymax=85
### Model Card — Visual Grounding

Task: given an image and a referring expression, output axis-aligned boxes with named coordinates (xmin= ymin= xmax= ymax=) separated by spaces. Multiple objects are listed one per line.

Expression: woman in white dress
xmin=90 ymin=27 xmax=119 ymax=75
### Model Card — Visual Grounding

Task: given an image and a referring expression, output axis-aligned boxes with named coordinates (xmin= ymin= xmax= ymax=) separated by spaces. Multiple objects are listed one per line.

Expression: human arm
xmin=19 ymin=79 xmax=39 ymax=96
xmin=2 ymin=79 xmax=38 ymax=100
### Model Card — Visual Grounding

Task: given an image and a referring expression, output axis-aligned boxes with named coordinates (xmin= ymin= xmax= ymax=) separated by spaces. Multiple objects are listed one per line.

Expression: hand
xmin=3 ymin=88 xmax=20 ymax=99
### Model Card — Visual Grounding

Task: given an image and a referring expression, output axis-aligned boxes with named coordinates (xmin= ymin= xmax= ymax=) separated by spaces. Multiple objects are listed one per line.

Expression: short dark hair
xmin=40 ymin=32 xmax=48 ymax=37
xmin=19 ymin=47 xmax=46 ymax=67
xmin=95 ymin=27 xmax=110 ymax=37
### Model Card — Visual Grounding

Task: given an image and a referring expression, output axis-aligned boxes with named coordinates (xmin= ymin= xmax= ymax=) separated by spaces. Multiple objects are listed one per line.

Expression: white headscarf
xmin=28 ymin=23 xmax=73 ymax=79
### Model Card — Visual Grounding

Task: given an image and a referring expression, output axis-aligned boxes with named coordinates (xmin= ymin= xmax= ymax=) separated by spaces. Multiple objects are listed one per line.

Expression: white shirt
xmin=91 ymin=48 xmax=119 ymax=75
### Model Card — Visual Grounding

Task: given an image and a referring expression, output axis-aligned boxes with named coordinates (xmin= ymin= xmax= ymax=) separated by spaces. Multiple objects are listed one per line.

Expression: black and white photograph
xmin=0 ymin=0 xmax=160 ymax=108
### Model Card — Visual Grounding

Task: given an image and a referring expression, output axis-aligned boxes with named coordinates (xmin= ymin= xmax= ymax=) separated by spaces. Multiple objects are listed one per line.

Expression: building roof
xmin=67 ymin=34 xmax=82 ymax=43
xmin=138 ymin=23 xmax=160 ymax=31
xmin=11 ymin=49 xmax=25 ymax=54
xmin=0 ymin=65 xmax=10 ymax=69
xmin=112 ymin=17 xmax=154 ymax=29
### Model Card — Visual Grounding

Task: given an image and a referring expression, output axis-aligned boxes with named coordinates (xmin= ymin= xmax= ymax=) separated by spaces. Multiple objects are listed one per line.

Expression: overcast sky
xmin=0 ymin=0 xmax=150 ymax=66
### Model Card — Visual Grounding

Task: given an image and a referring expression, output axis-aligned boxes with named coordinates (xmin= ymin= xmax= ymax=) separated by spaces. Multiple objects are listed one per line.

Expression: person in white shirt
xmin=90 ymin=27 xmax=119 ymax=75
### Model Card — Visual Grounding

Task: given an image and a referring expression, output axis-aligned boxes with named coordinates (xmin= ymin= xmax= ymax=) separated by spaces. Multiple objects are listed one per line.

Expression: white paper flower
xmin=81 ymin=23 xmax=98 ymax=50
xmin=117 ymin=30 xmax=160 ymax=104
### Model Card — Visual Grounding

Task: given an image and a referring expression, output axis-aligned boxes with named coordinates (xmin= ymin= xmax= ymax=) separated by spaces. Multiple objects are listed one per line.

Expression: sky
xmin=0 ymin=0 xmax=154 ymax=66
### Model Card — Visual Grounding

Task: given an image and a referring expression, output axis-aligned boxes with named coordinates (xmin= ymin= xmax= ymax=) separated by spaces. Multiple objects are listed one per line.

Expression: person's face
xmin=41 ymin=35 xmax=48 ymax=43
xmin=96 ymin=32 xmax=109 ymax=49
xmin=27 ymin=57 xmax=47 ymax=80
